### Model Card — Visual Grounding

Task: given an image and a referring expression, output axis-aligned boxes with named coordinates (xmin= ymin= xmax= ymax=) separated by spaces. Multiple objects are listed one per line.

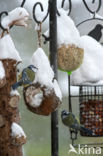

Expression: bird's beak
xmin=32 ymin=67 xmax=38 ymax=72
xmin=61 ymin=110 xmax=69 ymax=116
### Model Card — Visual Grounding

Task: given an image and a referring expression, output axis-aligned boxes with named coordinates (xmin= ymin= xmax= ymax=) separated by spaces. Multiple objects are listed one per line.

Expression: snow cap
xmin=0 ymin=34 xmax=22 ymax=62
xmin=44 ymin=9 xmax=81 ymax=48
xmin=31 ymin=48 xmax=62 ymax=100
xmin=11 ymin=122 xmax=26 ymax=138
xmin=31 ymin=48 xmax=54 ymax=88
xmin=0 ymin=61 xmax=5 ymax=80
xmin=1 ymin=7 xmax=29 ymax=30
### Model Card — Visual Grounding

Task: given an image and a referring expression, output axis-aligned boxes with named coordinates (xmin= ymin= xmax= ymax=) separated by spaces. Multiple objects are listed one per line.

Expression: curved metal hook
xmin=21 ymin=0 xmax=26 ymax=7
xmin=83 ymin=0 xmax=101 ymax=14
xmin=0 ymin=11 xmax=8 ymax=31
xmin=61 ymin=0 xmax=72 ymax=16
xmin=33 ymin=2 xmax=49 ymax=24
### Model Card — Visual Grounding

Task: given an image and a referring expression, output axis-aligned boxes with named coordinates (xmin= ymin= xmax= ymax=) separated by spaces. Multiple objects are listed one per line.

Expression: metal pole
xmin=68 ymin=75 xmax=72 ymax=112
xmin=49 ymin=0 xmax=58 ymax=156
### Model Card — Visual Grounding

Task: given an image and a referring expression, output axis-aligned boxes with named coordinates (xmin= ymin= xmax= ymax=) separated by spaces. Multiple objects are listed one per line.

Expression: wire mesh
xmin=79 ymin=85 xmax=103 ymax=137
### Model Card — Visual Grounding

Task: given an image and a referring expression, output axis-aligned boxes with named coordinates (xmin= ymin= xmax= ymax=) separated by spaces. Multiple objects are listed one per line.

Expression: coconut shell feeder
xmin=23 ymin=83 xmax=61 ymax=116
xmin=58 ymin=44 xmax=84 ymax=72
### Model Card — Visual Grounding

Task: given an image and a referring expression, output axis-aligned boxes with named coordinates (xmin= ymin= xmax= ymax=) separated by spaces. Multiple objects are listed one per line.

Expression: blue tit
xmin=12 ymin=65 xmax=38 ymax=90
xmin=61 ymin=110 xmax=93 ymax=135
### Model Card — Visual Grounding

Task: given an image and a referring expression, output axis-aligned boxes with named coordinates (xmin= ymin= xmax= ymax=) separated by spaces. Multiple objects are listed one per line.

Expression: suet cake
xmin=58 ymin=44 xmax=84 ymax=72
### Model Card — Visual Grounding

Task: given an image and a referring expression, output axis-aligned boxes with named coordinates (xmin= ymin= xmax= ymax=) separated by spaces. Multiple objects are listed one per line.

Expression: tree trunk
xmin=0 ymin=59 xmax=25 ymax=156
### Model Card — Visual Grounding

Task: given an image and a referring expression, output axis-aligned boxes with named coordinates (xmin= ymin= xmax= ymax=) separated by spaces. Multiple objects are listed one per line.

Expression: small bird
xmin=61 ymin=110 xmax=93 ymax=135
xmin=12 ymin=65 xmax=38 ymax=90
xmin=88 ymin=24 xmax=103 ymax=42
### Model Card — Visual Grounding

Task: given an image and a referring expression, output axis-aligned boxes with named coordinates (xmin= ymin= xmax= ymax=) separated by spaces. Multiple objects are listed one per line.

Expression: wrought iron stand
xmin=49 ymin=1 xmax=58 ymax=156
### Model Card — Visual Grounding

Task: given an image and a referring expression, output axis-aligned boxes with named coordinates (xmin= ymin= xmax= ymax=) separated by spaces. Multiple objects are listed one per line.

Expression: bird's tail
xmin=12 ymin=81 xmax=22 ymax=90
xmin=80 ymin=126 xmax=93 ymax=135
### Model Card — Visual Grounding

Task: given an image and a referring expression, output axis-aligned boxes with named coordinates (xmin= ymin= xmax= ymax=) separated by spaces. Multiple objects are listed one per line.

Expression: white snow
xmin=0 ymin=34 xmax=22 ymax=62
xmin=0 ymin=61 xmax=5 ymax=79
xmin=10 ymin=89 xmax=20 ymax=97
xmin=31 ymin=48 xmax=54 ymax=88
xmin=53 ymin=79 xmax=62 ymax=100
xmin=1 ymin=7 xmax=29 ymax=30
xmin=11 ymin=122 xmax=26 ymax=138
xmin=58 ymin=73 xmax=79 ymax=97
xmin=31 ymin=48 xmax=62 ymax=100
xmin=71 ymin=35 xmax=103 ymax=85
xmin=30 ymin=91 xmax=43 ymax=108
xmin=44 ymin=9 xmax=81 ymax=48
xmin=57 ymin=9 xmax=81 ymax=48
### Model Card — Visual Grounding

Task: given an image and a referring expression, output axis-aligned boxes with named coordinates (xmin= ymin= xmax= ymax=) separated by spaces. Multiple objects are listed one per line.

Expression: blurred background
xmin=0 ymin=0 xmax=103 ymax=156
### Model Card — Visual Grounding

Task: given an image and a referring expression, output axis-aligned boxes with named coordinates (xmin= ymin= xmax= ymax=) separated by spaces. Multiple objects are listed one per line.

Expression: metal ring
xmin=21 ymin=0 xmax=26 ymax=7
xmin=83 ymin=0 xmax=101 ymax=14
xmin=76 ymin=18 xmax=103 ymax=27
xmin=33 ymin=2 xmax=49 ymax=24
xmin=0 ymin=11 xmax=8 ymax=31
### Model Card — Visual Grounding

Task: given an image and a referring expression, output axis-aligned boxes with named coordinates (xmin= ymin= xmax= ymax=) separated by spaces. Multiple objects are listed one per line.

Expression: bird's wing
xmin=12 ymin=80 xmax=23 ymax=90
xmin=18 ymin=73 xmax=22 ymax=81
xmin=22 ymin=69 xmax=29 ymax=81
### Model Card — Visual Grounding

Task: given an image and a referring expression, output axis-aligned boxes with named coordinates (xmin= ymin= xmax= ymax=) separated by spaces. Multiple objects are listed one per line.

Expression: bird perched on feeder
xmin=61 ymin=110 xmax=93 ymax=135
xmin=12 ymin=65 xmax=38 ymax=90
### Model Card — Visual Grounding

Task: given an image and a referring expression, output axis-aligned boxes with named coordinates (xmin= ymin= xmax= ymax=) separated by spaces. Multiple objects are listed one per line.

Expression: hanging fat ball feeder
xmin=43 ymin=9 xmax=84 ymax=75
xmin=58 ymin=44 xmax=84 ymax=73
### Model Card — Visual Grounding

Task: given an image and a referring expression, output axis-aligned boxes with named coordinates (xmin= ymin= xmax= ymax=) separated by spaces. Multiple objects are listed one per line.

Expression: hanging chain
xmin=37 ymin=22 xmax=42 ymax=47
xmin=70 ymin=129 xmax=78 ymax=145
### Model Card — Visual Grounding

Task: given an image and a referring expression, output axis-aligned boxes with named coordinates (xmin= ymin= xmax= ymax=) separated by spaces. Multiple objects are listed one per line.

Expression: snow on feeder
xmin=43 ymin=9 xmax=84 ymax=73
xmin=23 ymin=48 xmax=62 ymax=116
xmin=11 ymin=122 xmax=27 ymax=146
xmin=0 ymin=61 xmax=6 ymax=88
xmin=1 ymin=7 xmax=29 ymax=31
